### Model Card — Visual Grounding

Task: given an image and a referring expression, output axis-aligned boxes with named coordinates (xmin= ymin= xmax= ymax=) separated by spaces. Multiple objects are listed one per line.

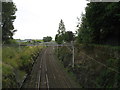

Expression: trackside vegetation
xmin=2 ymin=46 xmax=43 ymax=88
xmin=55 ymin=44 xmax=120 ymax=88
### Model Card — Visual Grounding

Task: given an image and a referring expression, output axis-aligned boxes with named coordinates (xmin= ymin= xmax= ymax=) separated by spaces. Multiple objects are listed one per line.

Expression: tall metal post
xmin=72 ymin=45 xmax=74 ymax=68
xmin=71 ymin=41 xmax=74 ymax=68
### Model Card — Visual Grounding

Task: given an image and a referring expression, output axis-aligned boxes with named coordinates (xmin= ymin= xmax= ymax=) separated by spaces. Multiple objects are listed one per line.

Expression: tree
xmin=58 ymin=19 xmax=66 ymax=35
xmin=64 ymin=31 xmax=74 ymax=43
xmin=55 ymin=19 xmax=66 ymax=44
xmin=43 ymin=36 xmax=52 ymax=42
xmin=77 ymin=14 xmax=92 ymax=44
xmin=86 ymin=3 xmax=120 ymax=45
xmin=55 ymin=34 xmax=63 ymax=44
xmin=77 ymin=2 xmax=120 ymax=45
xmin=2 ymin=2 xmax=17 ymax=44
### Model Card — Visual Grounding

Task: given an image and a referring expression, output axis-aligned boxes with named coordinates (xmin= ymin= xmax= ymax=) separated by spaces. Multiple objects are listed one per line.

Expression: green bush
xmin=56 ymin=47 xmax=72 ymax=68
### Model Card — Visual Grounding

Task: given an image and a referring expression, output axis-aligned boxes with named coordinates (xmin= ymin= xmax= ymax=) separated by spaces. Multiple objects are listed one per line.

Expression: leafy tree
xmin=77 ymin=2 xmax=120 ymax=45
xmin=55 ymin=19 xmax=66 ymax=44
xmin=2 ymin=2 xmax=17 ymax=44
xmin=58 ymin=19 xmax=66 ymax=35
xmin=64 ymin=31 xmax=74 ymax=43
xmin=77 ymin=14 xmax=92 ymax=44
xmin=55 ymin=34 xmax=63 ymax=44
xmin=86 ymin=3 xmax=120 ymax=45
xmin=43 ymin=36 xmax=52 ymax=42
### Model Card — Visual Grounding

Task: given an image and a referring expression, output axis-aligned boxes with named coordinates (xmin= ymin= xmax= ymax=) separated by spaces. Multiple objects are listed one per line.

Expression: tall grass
xmin=2 ymin=45 xmax=43 ymax=88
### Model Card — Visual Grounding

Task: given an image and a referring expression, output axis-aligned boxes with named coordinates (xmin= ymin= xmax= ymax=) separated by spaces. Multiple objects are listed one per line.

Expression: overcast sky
xmin=13 ymin=0 xmax=89 ymax=40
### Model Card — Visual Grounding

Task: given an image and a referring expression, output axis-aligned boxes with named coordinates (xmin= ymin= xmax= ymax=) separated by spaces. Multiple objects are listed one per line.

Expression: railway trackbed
xmin=21 ymin=47 xmax=80 ymax=89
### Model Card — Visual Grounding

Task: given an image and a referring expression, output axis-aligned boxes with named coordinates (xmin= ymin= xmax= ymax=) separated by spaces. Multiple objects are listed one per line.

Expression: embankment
xmin=55 ymin=44 xmax=120 ymax=88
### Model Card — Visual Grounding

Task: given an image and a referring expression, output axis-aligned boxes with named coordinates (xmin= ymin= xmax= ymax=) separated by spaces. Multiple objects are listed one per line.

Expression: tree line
xmin=55 ymin=2 xmax=120 ymax=46
xmin=77 ymin=2 xmax=120 ymax=45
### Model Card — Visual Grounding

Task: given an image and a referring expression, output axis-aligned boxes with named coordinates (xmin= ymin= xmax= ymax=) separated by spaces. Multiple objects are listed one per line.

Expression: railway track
xmin=37 ymin=49 xmax=49 ymax=89
xmin=21 ymin=47 xmax=80 ymax=88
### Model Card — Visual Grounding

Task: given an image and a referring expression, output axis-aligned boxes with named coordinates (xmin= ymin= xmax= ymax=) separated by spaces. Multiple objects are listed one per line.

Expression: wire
xmin=80 ymin=51 xmax=120 ymax=74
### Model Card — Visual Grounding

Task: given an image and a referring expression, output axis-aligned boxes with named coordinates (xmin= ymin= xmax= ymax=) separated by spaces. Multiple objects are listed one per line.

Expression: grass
xmin=2 ymin=45 xmax=43 ymax=88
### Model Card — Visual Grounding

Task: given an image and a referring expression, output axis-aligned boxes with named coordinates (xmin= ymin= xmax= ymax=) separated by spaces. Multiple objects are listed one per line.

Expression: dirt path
xmin=22 ymin=47 xmax=80 ymax=88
